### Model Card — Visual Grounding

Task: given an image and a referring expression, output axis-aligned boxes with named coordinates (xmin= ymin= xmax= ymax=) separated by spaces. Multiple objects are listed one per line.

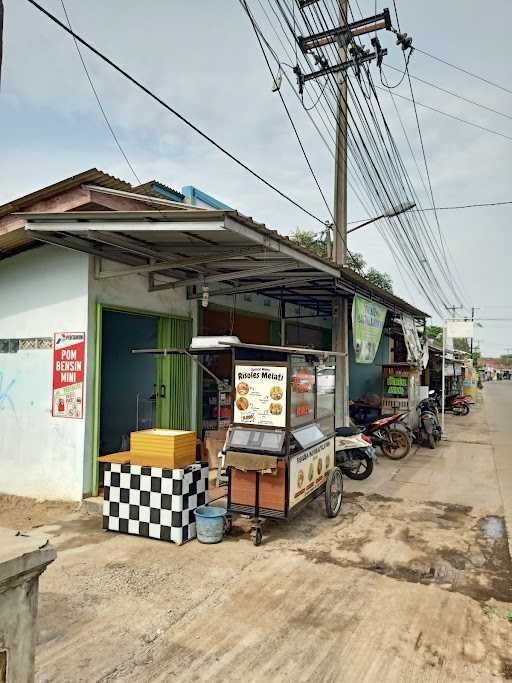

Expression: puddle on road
xmin=480 ymin=516 xmax=505 ymax=539
xmin=293 ymin=496 xmax=512 ymax=603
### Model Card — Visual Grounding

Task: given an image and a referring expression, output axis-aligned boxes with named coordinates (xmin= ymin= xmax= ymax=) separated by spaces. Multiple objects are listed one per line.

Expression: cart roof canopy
xmin=19 ymin=208 xmax=428 ymax=320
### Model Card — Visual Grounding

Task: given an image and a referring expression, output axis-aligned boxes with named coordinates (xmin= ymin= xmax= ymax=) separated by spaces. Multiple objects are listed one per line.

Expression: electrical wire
xmin=348 ymin=200 xmax=512 ymax=222
xmin=414 ymin=47 xmax=512 ymax=98
xmin=239 ymin=0 xmax=339 ymax=238
xmin=293 ymin=1 xmax=448 ymax=313
xmin=384 ymin=63 xmax=512 ymax=123
xmin=25 ymin=0 xmax=329 ymax=227
xmin=59 ymin=0 xmax=141 ymax=184
xmin=377 ymin=86 xmax=512 ymax=143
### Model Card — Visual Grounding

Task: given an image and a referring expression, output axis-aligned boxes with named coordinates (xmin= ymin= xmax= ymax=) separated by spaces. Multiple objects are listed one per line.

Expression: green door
xmin=156 ymin=317 xmax=193 ymax=429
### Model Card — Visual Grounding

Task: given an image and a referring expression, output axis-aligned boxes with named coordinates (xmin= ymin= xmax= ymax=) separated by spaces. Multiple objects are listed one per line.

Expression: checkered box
xmin=102 ymin=462 xmax=209 ymax=544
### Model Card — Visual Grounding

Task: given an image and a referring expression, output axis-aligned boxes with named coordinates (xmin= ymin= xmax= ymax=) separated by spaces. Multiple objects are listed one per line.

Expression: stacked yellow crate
xmin=98 ymin=429 xmax=197 ymax=469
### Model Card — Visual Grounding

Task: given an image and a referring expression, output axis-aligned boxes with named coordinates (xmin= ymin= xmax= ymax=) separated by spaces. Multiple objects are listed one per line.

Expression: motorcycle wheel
xmin=381 ymin=429 xmax=411 ymax=460
xmin=342 ymin=455 xmax=374 ymax=480
xmin=428 ymin=433 xmax=436 ymax=450
xmin=459 ymin=403 xmax=470 ymax=416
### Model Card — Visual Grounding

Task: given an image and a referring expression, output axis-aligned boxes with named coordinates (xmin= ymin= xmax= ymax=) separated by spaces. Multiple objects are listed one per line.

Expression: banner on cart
xmin=289 ymin=438 xmax=335 ymax=509
xmin=52 ymin=332 xmax=85 ymax=419
xmin=352 ymin=295 xmax=387 ymax=364
xmin=234 ymin=364 xmax=287 ymax=427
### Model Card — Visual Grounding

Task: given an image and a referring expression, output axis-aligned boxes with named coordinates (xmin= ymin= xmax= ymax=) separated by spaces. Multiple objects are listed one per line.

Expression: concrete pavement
xmin=484 ymin=381 xmax=512 ymax=556
xmin=2 ymin=387 xmax=512 ymax=682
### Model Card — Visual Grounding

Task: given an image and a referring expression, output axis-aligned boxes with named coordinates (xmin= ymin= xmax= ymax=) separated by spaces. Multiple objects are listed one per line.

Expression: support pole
xmin=333 ymin=0 xmax=349 ymax=427
xmin=441 ymin=320 xmax=446 ymax=433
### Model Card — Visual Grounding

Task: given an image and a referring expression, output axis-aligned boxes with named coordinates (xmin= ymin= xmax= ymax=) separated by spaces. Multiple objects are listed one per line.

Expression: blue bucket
xmin=194 ymin=505 xmax=226 ymax=544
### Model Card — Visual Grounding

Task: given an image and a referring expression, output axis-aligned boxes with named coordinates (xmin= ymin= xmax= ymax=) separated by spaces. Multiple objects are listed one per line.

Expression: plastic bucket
xmin=194 ymin=505 xmax=226 ymax=544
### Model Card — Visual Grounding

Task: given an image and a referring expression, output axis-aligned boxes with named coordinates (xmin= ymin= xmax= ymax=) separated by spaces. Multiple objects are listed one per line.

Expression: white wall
xmin=0 ymin=246 xmax=89 ymax=500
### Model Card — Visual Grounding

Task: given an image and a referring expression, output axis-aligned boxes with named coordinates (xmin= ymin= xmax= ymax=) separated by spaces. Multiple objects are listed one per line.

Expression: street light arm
xmin=347 ymin=213 xmax=385 ymax=234
xmin=347 ymin=201 xmax=416 ymax=234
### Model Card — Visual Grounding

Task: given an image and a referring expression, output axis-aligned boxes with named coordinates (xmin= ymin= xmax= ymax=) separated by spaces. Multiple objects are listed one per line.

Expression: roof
xmin=0 ymin=168 xmax=132 ymax=219
xmin=338 ymin=266 xmax=428 ymax=319
xmin=133 ymin=180 xmax=185 ymax=201
xmin=19 ymin=208 xmax=429 ymax=319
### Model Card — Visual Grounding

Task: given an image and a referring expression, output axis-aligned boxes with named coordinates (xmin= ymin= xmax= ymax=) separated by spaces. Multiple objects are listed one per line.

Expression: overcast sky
xmin=1 ymin=0 xmax=510 ymax=355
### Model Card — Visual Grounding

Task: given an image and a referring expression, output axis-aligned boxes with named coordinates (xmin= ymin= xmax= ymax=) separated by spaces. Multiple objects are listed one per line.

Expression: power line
xmin=348 ymin=200 xmax=512 ymax=223
xmin=239 ymin=0 xmax=339 ymax=238
xmin=25 ymin=0 xmax=328 ymax=227
xmin=415 ymin=47 xmax=512 ymax=98
xmin=377 ymin=85 xmax=512 ymax=143
xmin=59 ymin=0 xmax=141 ymax=184
xmin=384 ymin=63 xmax=512 ymax=122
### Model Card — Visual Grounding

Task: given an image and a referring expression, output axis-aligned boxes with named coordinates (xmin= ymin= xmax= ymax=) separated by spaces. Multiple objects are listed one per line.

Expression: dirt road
xmin=1 ymin=389 xmax=511 ymax=681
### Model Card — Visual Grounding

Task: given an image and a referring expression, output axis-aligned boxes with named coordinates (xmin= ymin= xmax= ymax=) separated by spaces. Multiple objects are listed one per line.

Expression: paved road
xmin=484 ymin=381 xmax=512 ymax=555
xmin=3 ymin=390 xmax=512 ymax=682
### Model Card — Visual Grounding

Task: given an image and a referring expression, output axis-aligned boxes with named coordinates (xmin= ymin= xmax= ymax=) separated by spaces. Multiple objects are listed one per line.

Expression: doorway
xmin=100 ymin=310 xmax=158 ymax=455
xmin=92 ymin=306 xmax=193 ymax=495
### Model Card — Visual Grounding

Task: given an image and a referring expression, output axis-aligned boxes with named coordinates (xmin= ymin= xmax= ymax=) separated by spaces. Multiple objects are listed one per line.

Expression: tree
xmin=425 ymin=325 xmax=443 ymax=340
xmin=290 ymin=228 xmax=327 ymax=259
xmin=366 ymin=267 xmax=393 ymax=293
xmin=453 ymin=338 xmax=470 ymax=352
xmin=291 ymin=229 xmax=393 ymax=292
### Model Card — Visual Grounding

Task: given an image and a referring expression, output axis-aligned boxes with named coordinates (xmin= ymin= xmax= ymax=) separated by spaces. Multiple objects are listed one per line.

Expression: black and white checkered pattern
xmin=102 ymin=462 xmax=208 ymax=544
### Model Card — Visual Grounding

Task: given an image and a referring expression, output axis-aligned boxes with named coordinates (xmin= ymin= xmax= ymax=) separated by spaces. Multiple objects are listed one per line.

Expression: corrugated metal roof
xmin=133 ymin=180 xmax=185 ymax=201
xmin=0 ymin=168 xmax=132 ymax=219
xmin=19 ymin=208 xmax=430 ymax=319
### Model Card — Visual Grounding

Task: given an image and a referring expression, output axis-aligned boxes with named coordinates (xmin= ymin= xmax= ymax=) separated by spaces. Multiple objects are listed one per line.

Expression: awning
xmin=20 ymin=208 xmax=429 ymax=319
xmin=20 ymin=209 xmax=338 ymax=316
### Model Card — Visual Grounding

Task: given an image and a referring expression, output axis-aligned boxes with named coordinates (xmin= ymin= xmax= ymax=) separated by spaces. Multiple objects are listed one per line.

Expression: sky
xmin=1 ymin=0 xmax=511 ymax=356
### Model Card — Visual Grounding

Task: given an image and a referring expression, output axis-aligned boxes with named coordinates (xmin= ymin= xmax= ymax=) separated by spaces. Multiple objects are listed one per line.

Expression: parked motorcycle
xmin=436 ymin=391 xmax=470 ymax=416
xmin=415 ymin=394 xmax=442 ymax=449
xmin=355 ymin=413 xmax=411 ymax=460
xmin=335 ymin=427 xmax=376 ymax=480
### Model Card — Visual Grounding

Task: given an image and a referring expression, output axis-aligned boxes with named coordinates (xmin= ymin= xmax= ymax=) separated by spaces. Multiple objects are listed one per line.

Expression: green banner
xmin=351 ymin=295 xmax=387 ymax=364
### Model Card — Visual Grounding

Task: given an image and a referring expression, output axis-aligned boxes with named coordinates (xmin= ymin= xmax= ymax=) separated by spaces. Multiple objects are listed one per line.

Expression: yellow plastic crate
xmin=130 ymin=429 xmax=196 ymax=469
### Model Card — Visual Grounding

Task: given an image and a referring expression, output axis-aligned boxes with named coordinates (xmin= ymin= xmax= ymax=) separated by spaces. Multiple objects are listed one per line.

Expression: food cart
xmin=131 ymin=337 xmax=344 ymax=546
xmin=222 ymin=341 xmax=343 ymax=545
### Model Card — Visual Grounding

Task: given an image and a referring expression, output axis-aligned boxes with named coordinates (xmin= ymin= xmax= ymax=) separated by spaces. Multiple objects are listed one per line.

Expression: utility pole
xmin=470 ymin=307 xmax=480 ymax=355
xmin=333 ymin=0 xmax=349 ymax=427
xmin=295 ymin=3 xmax=393 ymax=426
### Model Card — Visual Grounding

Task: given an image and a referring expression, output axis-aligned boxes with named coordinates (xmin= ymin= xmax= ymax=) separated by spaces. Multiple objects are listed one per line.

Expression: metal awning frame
xmin=21 ymin=209 xmax=429 ymax=320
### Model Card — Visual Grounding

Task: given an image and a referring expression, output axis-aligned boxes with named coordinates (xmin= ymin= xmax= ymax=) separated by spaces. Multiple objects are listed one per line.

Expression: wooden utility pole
xmin=332 ymin=0 xmax=349 ymax=427
xmin=295 ymin=1 xmax=391 ymax=426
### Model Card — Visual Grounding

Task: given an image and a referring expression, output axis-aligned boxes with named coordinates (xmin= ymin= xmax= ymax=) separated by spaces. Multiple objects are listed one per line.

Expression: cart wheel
xmin=224 ymin=515 xmax=233 ymax=536
xmin=325 ymin=467 xmax=343 ymax=518
xmin=251 ymin=526 xmax=263 ymax=546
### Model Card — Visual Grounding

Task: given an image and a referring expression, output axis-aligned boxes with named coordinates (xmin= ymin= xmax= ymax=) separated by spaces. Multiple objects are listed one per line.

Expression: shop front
xmin=21 ymin=208 xmax=340 ymax=500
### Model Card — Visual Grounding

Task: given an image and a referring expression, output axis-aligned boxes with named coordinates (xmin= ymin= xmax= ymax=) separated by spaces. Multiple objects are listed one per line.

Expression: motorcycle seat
xmin=336 ymin=426 xmax=361 ymax=437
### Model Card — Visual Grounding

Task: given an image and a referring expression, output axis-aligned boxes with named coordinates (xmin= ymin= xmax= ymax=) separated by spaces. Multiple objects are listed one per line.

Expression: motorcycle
xmin=335 ymin=427 xmax=376 ymax=480
xmin=355 ymin=412 xmax=411 ymax=460
xmin=436 ymin=391 xmax=471 ymax=416
xmin=414 ymin=394 xmax=442 ymax=449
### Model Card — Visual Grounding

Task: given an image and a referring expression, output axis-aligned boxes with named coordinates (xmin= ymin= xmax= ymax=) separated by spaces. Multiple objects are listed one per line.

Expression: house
xmin=0 ymin=169 xmax=428 ymax=502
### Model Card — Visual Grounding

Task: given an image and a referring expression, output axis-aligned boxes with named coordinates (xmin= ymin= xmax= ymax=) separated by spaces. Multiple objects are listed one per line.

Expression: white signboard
xmin=234 ymin=365 xmax=287 ymax=427
xmin=446 ymin=320 xmax=474 ymax=339
xmin=289 ymin=438 xmax=335 ymax=509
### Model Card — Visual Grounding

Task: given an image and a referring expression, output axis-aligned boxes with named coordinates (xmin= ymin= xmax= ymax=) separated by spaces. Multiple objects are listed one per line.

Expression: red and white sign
xmin=52 ymin=332 xmax=85 ymax=419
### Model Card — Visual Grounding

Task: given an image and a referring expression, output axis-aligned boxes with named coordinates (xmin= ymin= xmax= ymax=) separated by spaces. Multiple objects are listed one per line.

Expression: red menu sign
xmin=52 ymin=332 xmax=85 ymax=419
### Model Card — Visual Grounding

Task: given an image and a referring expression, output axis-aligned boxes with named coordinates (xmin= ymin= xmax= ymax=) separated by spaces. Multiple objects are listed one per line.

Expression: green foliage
xmin=453 ymin=338 xmax=470 ymax=352
xmin=366 ymin=268 xmax=393 ymax=293
xmin=291 ymin=230 xmax=393 ymax=292
xmin=425 ymin=325 xmax=443 ymax=340
xmin=345 ymin=251 xmax=366 ymax=275
xmin=290 ymin=229 xmax=327 ymax=258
